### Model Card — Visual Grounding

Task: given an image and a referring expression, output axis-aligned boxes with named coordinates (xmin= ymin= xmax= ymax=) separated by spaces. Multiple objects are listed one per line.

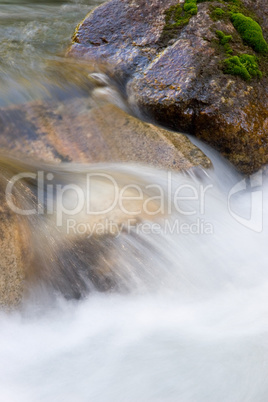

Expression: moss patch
xmin=208 ymin=1 xmax=267 ymax=79
xmin=160 ymin=0 xmax=267 ymax=80
xmin=183 ymin=0 xmax=198 ymax=16
xmin=161 ymin=1 xmax=198 ymax=45
xmin=163 ymin=1 xmax=198 ymax=32
xmin=216 ymin=30 xmax=233 ymax=54
xmin=216 ymin=28 xmax=263 ymax=81
xmin=223 ymin=54 xmax=263 ymax=80
xmin=211 ymin=7 xmax=226 ymax=20
xmin=231 ymin=13 xmax=268 ymax=54
xmin=162 ymin=3 xmax=188 ymax=40
xmin=164 ymin=3 xmax=183 ymax=26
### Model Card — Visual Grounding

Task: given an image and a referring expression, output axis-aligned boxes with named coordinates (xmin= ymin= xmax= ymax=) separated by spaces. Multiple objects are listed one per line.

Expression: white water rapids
xmin=1 ymin=0 xmax=268 ymax=400
xmin=1 ymin=148 xmax=268 ymax=401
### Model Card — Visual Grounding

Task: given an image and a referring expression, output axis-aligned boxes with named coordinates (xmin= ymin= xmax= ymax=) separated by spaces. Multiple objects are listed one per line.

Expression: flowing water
xmin=1 ymin=1 xmax=268 ymax=401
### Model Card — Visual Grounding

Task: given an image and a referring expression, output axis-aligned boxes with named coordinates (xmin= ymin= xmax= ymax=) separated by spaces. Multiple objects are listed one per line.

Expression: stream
xmin=1 ymin=1 xmax=268 ymax=401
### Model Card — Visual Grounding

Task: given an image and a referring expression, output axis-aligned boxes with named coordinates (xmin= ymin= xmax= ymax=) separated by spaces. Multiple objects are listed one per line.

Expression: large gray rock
xmin=69 ymin=0 xmax=178 ymax=81
xmin=69 ymin=0 xmax=268 ymax=175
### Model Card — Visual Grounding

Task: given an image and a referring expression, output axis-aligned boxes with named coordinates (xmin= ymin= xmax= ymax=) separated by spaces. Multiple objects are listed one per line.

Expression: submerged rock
xmin=69 ymin=0 xmax=268 ymax=175
xmin=0 ymin=98 xmax=210 ymax=306
xmin=0 ymin=99 xmax=211 ymax=170
xmin=0 ymin=177 xmax=27 ymax=309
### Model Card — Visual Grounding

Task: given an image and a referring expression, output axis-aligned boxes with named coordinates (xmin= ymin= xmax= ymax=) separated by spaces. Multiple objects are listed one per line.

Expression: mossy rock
xmin=69 ymin=0 xmax=268 ymax=174
xmin=184 ymin=0 xmax=198 ymax=15
xmin=231 ymin=13 xmax=268 ymax=54
xmin=223 ymin=54 xmax=262 ymax=80
xmin=211 ymin=7 xmax=227 ymax=20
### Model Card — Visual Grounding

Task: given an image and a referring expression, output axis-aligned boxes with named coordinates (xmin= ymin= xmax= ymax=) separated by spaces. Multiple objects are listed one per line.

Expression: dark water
xmin=0 ymin=0 xmax=104 ymax=106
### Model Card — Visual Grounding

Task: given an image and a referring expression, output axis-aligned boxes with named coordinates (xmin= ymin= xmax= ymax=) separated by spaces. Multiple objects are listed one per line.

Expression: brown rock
xmin=68 ymin=0 xmax=179 ymax=82
xmin=128 ymin=3 xmax=268 ymax=175
xmin=69 ymin=0 xmax=268 ymax=175
xmin=0 ymin=98 xmax=211 ymax=306
xmin=0 ymin=100 xmax=211 ymax=170
xmin=0 ymin=176 xmax=27 ymax=308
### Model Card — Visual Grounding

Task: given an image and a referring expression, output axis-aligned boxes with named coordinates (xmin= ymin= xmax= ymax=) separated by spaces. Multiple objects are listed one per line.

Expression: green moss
xmin=225 ymin=0 xmax=240 ymax=4
xmin=240 ymin=54 xmax=263 ymax=78
xmin=216 ymin=27 xmax=263 ymax=80
xmin=164 ymin=4 xmax=183 ymax=25
xmin=225 ymin=47 xmax=233 ymax=55
xmin=183 ymin=0 xmax=198 ymax=16
xmin=162 ymin=0 xmax=198 ymax=40
xmin=211 ymin=7 xmax=226 ymax=20
xmin=164 ymin=3 xmax=190 ymax=30
xmin=216 ymin=30 xmax=233 ymax=54
xmin=161 ymin=3 xmax=191 ymax=45
xmin=224 ymin=0 xmax=242 ymax=7
xmin=223 ymin=54 xmax=262 ymax=80
xmin=216 ymin=30 xmax=232 ymax=45
xmin=231 ymin=13 xmax=268 ymax=54
xmin=161 ymin=0 xmax=267 ymax=80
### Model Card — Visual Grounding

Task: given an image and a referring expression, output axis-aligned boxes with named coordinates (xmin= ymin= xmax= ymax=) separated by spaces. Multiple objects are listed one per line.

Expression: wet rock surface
xmin=69 ymin=0 xmax=268 ymax=175
xmin=0 ymin=98 xmax=210 ymax=306
xmin=243 ymin=0 xmax=268 ymax=31
xmin=69 ymin=0 xmax=178 ymax=82
xmin=0 ymin=177 xmax=27 ymax=309
xmin=0 ymin=99 xmax=211 ymax=170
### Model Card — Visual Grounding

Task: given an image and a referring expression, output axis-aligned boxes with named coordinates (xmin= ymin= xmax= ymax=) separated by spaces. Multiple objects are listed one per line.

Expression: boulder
xmin=0 ymin=98 xmax=210 ymax=306
xmin=69 ymin=0 xmax=268 ymax=175
xmin=69 ymin=0 xmax=178 ymax=82
xmin=0 ymin=99 xmax=211 ymax=170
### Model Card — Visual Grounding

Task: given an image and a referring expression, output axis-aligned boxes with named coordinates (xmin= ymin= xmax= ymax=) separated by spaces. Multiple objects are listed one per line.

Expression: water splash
xmin=1 ymin=149 xmax=268 ymax=400
xmin=1 ymin=0 xmax=268 ymax=400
